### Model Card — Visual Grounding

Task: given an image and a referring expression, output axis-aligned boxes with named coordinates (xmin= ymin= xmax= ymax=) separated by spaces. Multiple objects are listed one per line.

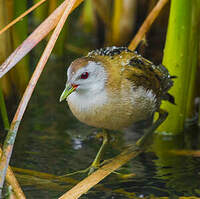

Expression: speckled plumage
xmin=88 ymin=46 xmax=173 ymax=103
xmin=63 ymin=47 xmax=174 ymax=130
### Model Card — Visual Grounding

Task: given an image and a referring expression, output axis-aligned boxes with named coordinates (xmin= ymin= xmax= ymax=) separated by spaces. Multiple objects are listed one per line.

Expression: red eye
xmin=80 ymin=72 xmax=89 ymax=79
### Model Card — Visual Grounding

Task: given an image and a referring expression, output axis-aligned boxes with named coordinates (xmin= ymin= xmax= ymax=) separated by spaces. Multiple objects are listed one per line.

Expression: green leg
xmin=136 ymin=109 xmax=168 ymax=149
xmin=88 ymin=130 xmax=109 ymax=175
xmin=59 ymin=130 xmax=109 ymax=177
xmin=60 ymin=110 xmax=167 ymax=178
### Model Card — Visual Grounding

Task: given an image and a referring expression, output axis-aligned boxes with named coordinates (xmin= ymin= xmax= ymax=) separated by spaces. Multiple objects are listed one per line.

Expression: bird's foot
xmin=58 ymin=162 xmax=101 ymax=177
xmin=59 ymin=156 xmax=136 ymax=178
xmin=87 ymin=164 xmax=98 ymax=175
xmin=59 ymin=168 xmax=90 ymax=177
xmin=88 ymin=130 xmax=109 ymax=174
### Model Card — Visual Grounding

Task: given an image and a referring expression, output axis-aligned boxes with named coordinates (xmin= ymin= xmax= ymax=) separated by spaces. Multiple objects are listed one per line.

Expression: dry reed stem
xmin=0 ymin=0 xmax=47 ymax=36
xmin=0 ymin=148 xmax=25 ymax=199
xmin=0 ymin=0 xmax=82 ymax=195
xmin=6 ymin=167 xmax=25 ymax=199
xmin=0 ymin=0 xmax=83 ymax=79
xmin=58 ymin=147 xmax=143 ymax=199
xmin=128 ymin=0 xmax=169 ymax=51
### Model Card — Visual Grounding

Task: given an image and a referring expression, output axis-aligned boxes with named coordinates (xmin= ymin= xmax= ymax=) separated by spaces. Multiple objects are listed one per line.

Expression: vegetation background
xmin=0 ymin=0 xmax=200 ymax=198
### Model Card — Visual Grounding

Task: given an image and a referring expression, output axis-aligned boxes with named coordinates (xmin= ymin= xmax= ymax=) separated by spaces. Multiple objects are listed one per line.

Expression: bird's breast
xmin=67 ymin=86 xmax=157 ymax=130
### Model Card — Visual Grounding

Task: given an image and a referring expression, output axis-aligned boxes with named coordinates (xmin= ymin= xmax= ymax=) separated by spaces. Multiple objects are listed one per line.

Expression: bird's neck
xmin=67 ymin=89 xmax=108 ymax=113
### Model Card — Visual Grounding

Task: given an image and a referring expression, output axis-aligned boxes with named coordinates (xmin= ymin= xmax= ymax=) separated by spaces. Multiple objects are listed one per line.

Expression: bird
xmin=60 ymin=46 xmax=174 ymax=174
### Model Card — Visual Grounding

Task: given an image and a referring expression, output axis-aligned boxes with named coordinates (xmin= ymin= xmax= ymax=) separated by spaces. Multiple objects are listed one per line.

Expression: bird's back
xmin=88 ymin=46 xmax=174 ymax=107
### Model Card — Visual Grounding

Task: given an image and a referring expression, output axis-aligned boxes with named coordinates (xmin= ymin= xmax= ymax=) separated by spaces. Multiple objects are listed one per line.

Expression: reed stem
xmin=185 ymin=0 xmax=200 ymax=121
xmin=12 ymin=0 xmax=29 ymax=95
xmin=0 ymin=86 xmax=9 ymax=130
xmin=158 ymin=0 xmax=193 ymax=134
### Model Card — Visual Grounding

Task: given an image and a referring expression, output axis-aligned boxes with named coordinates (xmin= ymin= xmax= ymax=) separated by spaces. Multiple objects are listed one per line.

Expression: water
xmin=9 ymin=53 xmax=200 ymax=199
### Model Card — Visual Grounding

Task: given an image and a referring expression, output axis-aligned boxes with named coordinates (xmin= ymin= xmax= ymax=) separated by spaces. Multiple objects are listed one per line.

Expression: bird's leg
xmin=88 ymin=129 xmax=109 ymax=175
xmin=136 ymin=109 xmax=168 ymax=149
xmin=59 ymin=130 xmax=109 ymax=177
xmin=60 ymin=110 xmax=167 ymax=178
xmin=88 ymin=110 xmax=167 ymax=177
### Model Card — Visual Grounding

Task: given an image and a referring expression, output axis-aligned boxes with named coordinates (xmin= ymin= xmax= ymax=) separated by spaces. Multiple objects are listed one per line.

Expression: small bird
xmin=60 ymin=46 xmax=174 ymax=172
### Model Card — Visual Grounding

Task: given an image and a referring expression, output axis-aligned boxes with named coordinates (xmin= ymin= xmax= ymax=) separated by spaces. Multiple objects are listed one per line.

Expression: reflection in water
xmin=153 ymin=127 xmax=200 ymax=197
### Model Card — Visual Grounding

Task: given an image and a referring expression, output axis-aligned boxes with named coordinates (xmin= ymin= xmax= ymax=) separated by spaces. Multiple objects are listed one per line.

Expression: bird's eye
xmin=80 ymin=72 xmax=89 ymax=79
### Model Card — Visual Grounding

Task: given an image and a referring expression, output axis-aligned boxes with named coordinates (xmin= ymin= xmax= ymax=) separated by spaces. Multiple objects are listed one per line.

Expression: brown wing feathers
xmin=87 ymin=46 xmax=175 ymax=104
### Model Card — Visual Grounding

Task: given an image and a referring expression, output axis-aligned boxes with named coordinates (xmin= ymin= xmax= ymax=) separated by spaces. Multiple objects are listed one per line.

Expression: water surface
xmin=10 ymin=52 xmax=200 ymax=199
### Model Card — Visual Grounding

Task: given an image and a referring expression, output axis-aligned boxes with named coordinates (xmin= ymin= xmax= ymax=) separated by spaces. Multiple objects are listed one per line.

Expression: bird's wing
xmin=121 ymin=52 xmax=174 ymax=103
xmin=87 ymin=46 xmax=174 ymax=104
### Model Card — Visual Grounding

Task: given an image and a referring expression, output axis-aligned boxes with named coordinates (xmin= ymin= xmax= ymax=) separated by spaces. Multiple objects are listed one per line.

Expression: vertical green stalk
xmin=0 ymin=86 xmax=9 ymax=131
xmin=158 ymin=0 xmax=192 ymax=134
xmin=111 ymin=0 xmax=123 ymax=44
xmin=199 ymin=101 xmax=200 ymax=127
xmin=0 ymin=0 xmax=12 ymax=97
xmin=186 ymin=0 xmax=200 ymax=120
xmin=12 ymin=0 xmax=29 ymax=95
xmin=52 ymin=0 xmax=68 ymax=56
xmin=81 ymin=0 xmax=96 ymax=32
xmin=33 ymin=0 xmax=48 ymax=24
xmin=49 ymin=0 xmax=57 ymax=13
xmin=110 ymin=0 xmax=137 ymax=46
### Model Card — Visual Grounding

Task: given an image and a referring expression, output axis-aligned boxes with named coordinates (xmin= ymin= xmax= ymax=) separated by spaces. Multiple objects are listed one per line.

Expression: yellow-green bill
xmin=59 ymin=84 xmax=76 ymax=102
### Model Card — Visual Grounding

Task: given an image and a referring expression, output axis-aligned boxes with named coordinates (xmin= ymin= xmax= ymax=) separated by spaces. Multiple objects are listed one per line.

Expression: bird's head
xmin=60 ymin=57 xmax=107 ymax=102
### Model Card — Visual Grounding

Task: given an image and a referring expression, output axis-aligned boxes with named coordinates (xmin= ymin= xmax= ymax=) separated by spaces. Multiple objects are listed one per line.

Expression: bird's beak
xmin=59 ymin=83 xmax=77 ymax=102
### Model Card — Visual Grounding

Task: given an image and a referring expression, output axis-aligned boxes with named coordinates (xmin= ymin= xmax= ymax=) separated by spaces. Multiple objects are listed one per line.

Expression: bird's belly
xmin=68 ymin=97 xmax=155 ymax=130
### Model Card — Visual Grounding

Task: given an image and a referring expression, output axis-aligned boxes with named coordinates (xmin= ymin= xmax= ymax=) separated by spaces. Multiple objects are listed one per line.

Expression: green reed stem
xmin=12 ymin=0 xmax=29 ymax=95
xmin=81 ymin=0 xmax=95 ymax=32
xmin=186 ymin=0 xmax=200 ymax=121
xmin=111 ymin=0 xmax=123 ymax=44
xmin=158 ymin=0 xmax=193 ymax=134
xmin=33 ymin=0 xmax=48 ymax=23
xmin=52 ymin=0 xmax=68 ymax=56
xmin=0 ymin=86 xmax=9 ymax=130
